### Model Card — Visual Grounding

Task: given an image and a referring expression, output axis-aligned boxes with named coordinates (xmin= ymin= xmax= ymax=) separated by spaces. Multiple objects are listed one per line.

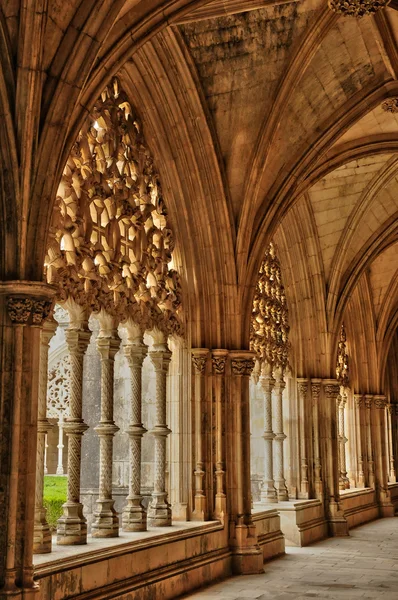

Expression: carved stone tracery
xmin=45 ymin=77 xmax=182 ymax=336
xmin=328 ymin=0 xmax=390 ymax=18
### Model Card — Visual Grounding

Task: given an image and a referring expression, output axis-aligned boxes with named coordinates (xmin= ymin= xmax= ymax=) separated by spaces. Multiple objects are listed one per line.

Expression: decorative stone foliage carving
xmin=250 ymin=243 xmax=290 ymax=372
xmin=328 ymin=0 xmax=390 ymax=18
xmin=7 ymin=296 xmax=53 ymax=326
xmin=47 ymin=356 xmax=71 ymax=420
xmin=45 ymin=77 xmax=182 ymax=336
xmin=231 ymin=357 xmax=255 ymax=376
xmin=336 ymin=325 xmax=349 ymax=388
xmin=381 ymin=98 xmax=398 ymax=113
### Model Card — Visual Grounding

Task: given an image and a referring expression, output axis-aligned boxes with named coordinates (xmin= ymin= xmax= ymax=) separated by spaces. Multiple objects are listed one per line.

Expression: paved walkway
xmin=184 ymin=518 xmax=398 ymax=599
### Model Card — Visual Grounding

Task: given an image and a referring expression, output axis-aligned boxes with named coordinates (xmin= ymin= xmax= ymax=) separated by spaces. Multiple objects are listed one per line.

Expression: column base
xmin=214 ymin=493 xmax=227 ymax=521
xmin=122 ymin=498 xmax=147 ymax=532
xmin=33 ymin=509 xmax=52 ymax=554
xmin=147 ymin=494 xmax=172 ymax=527
xmin=91 ymin=499 xmax=119 ymax=538
xmin=378 ymin=489 xmax=395 ymax=517
xmin=56 ymin=502 xmax=87 ymax=545
xmin=327 ymin=501 xmax=349 ymax=537
xmin=260 ymin=484 xmax=277 ymax=503
xmin=191 ymin=495 xmax=207 ymax=521
xmin=275 ymin=480 xmax=289 ymax=501
xmin=230 ymin=522 xmax=264 ymax=575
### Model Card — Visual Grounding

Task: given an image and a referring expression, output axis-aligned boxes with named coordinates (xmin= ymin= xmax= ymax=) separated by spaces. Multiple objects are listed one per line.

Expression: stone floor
xmin=183 ymin=517 xmax=398 ymax=599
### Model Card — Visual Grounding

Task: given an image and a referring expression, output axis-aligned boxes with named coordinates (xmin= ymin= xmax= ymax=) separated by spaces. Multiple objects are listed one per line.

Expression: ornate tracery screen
xmin=45 ymin=77 xmax=182 ymax=334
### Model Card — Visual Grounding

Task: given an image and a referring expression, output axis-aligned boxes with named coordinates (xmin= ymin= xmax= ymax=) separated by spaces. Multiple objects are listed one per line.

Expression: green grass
xmin=43 ymin=475 xmax=67 ymax=530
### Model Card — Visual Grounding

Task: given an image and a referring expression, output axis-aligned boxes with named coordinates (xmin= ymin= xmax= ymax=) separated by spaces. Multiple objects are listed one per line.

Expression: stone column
xmin=34 ymin=318 xmax=57 ymax=554
xmin=297 ymin=379 xmax=309 ymax=498
xmin=311 ymin=380 xmax=323 ymax=499
xmin=91 ymin=313 xmax=121 ymax=538
xmin=56 ymin=417 xmax=65 ymax=475
xmin=386 ymin=404 xmax=396 ymax=483
xmin=260 ymin=364 xmax=277 ymax=503
xmin=321 ymin=380 xmax=348 ymax=536
xmin=122 ymin=323 xmax=147 ymax=532
xmin=353 ymin=395 xmax=365 ymax=488
xmin=364 ymin=395 xmax=375 ymax=488
xmin=212 ymin=350 xmax=228 ymax=519
xmin=228 ymin=351 xmax=263 ymax=575
xmin=338 ymin=391 xmax=349 ymax=490
xmin=57 ymin=306 xmax=91 ymax=545
xmin=373 ymin=395 xmax=394 ymax=516
xmin=273 ymin=367 xmax=288 ymax=500
xmin=191 ymin=348 xmax=210 ymax=521
xmin=147 ymin=330 xmax=172 ymax=527
xmin=0 ymin=282 xmax=54 ymax=597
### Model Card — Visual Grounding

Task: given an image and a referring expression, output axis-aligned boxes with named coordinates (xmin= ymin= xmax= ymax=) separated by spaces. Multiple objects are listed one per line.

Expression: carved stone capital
xmin=150 ymin=349 xmax=172 ymax=373
xmin=311 ymin=379 xmax=321 ymax=401
xmin=212 ymin=350 xmax=228 ymax=375
xmin=230 ymin=351 xmax=255 ymax=376
xmin=96 ymin=334 xmax=121 ymax=361
xmin=297 ymin=379 xmax=308 ymax=400
xmin=364 ymin=395 xmax=373 ymax=409
xmin=124 ymin=343 xmax=147 ymax=368
xmin=382 ymin=97 xmax=398 ymax=113
xmin=374 ymin=395 xmax=387 ymax=409
xmin=354 ymin=394 xmax=364 ymax=408
xmin=191 ymin=348 xmax=209 ymax=375
xmin=323 ymin=380 xmax=340 ymax=400
xmin=65 ymin=327 xmax=91 ymax=355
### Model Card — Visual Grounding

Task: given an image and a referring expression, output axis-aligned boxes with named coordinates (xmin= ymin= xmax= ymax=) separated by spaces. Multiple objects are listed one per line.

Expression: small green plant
xmin=43 ymin=476 xmax=67 ymax=530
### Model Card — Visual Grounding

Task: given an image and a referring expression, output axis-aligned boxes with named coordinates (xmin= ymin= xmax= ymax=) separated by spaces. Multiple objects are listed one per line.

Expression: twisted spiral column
xmin=273 ymin=369 xmax=288 ymax=500
xmin=338 ymin=392 xmax=349 ymax=490
xmin=354 ymin=395 xmax=365 ymax=487
xmin=297 ymin=380 xmax=309 ymax=498
xmin=91 ymin=330 xmax=121 ymax=537
xmin=147 ymin=345 xmax=172 ymax=526
xmin=34 ymin=319 xmax=57 ymax=554
xmin=386 ymin=404 xmax=396 ymax=483
xmin=364 ymin=395 xmax=375 ymax=488
xmin=122 ymin=340 xmax=148 ymax=531
xmin=57 ymin=326 xmax=91 ymax=545
xmin=260 ymin=367 xmax=277 ymax=503
xmin=191 ymin=349 xmax=210 ymax=521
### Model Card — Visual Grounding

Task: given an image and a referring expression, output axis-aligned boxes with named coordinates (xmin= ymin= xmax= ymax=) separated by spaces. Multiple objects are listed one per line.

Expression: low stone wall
xmin=388 ymin=483 xmax=398 ymax=513
xmin=340 ymin=488 xmax=379 ymax=529
xmin=34 ymin=510 xmax=284 ymax=599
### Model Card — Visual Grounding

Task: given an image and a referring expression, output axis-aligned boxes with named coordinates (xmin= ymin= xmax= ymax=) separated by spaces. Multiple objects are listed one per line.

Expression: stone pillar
xmin=353 ymin=395 xmax=365 ymax=488
xmin=373 ymin=395 xmax=394 ymax=516
xmin=228 ymin=351 xmax=263 ymax=575
xmin=191 ymin=348 xmax=210 ymax=520
xmin=273 ymin=368 xmax=288 ymax=500
xmin=56 ymin=417 xmax=65 ymax=475
xmin=386 ymin=403 xmax=396 ymax=483
xmin=57 ymin=305 xmax=91 ymax=545
xmin=297 ymin=379 xmax=309 ymax=498
xmin=34 ymin=318 xmax=57 ymax=554
xmin=311 ymin=380 xmax=323 ymax=499
xmin=212 ymin=350 xmax=228 ymax=519
xmin=0 ymin=282 xmax=54 ymax=597
xmin=364 ymin=395 xmax=375 ymax=488
xmin=91 ymin=313 xmax=120 ymax=538
xmin=147 ymin=330 xmax=172 ymax=527
xmin=321 ymin=380 xmax=348 ymax=536
xmin=260 ymin=364 xmax=277 ymax=503
xmin=122 ymin=323 xmax=147 ymax=532
xmin=338 ymin=391 xmax=349 ymax=490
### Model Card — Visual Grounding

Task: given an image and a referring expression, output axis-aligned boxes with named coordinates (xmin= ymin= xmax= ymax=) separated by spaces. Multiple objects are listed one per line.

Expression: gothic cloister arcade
xmin=1 ymin=1 xmax=398 ymax=599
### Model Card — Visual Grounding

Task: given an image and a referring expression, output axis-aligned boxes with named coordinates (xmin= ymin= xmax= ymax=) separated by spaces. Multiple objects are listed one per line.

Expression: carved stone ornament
xmin=47 ymin=355 xmax=71 ymax=419
xmin=192 ymin=355 xmax=207 ymax=375
xmin=7 ymin=297 xmax=33 ymax=324
xmin=231 ymin=357 xmax=255 ymax=376
xmin=297 ymin=381 xmax=308 ymax=399
xmin=32 ymin=300 xmax=53 ymax=325
xmin=374 ymin=396 xmax=387 ymax=409
xmin=311 ymin=383 xmax=321 ymax=400
xmin=381 ymin=97 xmax=398 ymax=113
xmin=250 ymin=242 xmax=290 ymax=373
xmin=336 ymin=324 xmax=349 ymax=388
xmin=45 ymin=77 xmax=183 ymax=336
xmin=212 ymin=355 xmax=227 ymax=375
xmin=354 ymin=395 xmax=364 ymax=408
xmin=328 ymin=0 xmax=390 ymax=18
xmin=324 ymin=383 xmax=339 ymax=400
